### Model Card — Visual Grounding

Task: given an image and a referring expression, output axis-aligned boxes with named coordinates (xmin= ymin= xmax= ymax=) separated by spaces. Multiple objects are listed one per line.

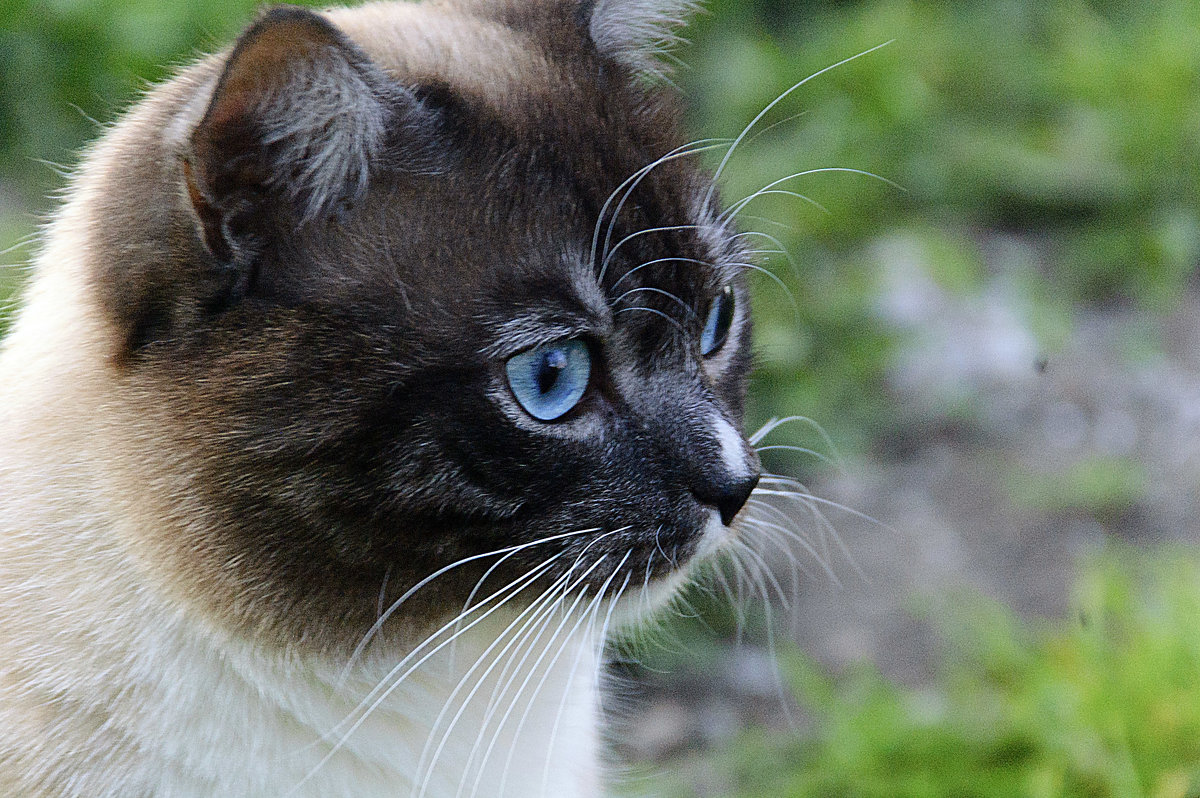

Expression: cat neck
xmin=141 ymin=609 xmax=608 ymax=798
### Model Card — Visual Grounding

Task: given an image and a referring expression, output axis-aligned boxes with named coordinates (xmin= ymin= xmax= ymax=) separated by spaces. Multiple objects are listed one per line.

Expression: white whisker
xmin=730 ymin=230 xmax=800 ymax=277
xmin=742 ymin=500 xmax=810 ymax=588
xmin=375 ymin=565 xmax=393 ymax=621
xmin=424 ymin=553 xmax=613 ymax=798
xmin=756 ymin=482 xmax=891 ymax=533
xmin=735 ymin=211 xmax=801 ymax=234
xmin=610 ymin=256 xmax=713 ymax=293
xmin=754 ymin=444 xmax=835 ymax=467
xmin=742 ymin=510 xmax=836 ymax=584
xmin=411 ymin=531 xmax=621 ymax=797
xmin=286 ymin=555 xmax=567 ymax=796
xmin=702 ymin=40 xmax=895 ymax=210
xmin=727 ymin=260 xmax=798 ymax=310
xmin=341 ymin=527 xmax=597 ymax=684
xmin=724 ymin=187 xmax=829 ymax=221
xmin=500 ymin=556 xmax=631 ymax=798
xmin=462 ymin=546 xmax=627 ymax=791
xmin=590 ymin=140 xmax=730 ymax=278
xmin=750 ymin=486 xmax=839 ymax=556
xmin=721 ymin=167 xmax=902 ymax=223
xmin=724 ymin=540 xmax=774 ymax=608
xmin=468 ymin=584 xmax=608 ymax=798
xmin=422 ymin=573 xmax=583 ymax=798
xmin=752 ymin=415 xmax=821 ymax=445
xmin=727 ymin=537 xmax=791 ymax=608
xmin=613 ymin=305 xmax=688 ymax=333
xmin=609 ymin=285 xmax=698 ymax=320
xmin=601 ymin=223 xmax=706 ymax=279
xmin=411 ymin=572 xmax=579 ymax=798
xmin=447 ymin=527 xmax=608 ymax=671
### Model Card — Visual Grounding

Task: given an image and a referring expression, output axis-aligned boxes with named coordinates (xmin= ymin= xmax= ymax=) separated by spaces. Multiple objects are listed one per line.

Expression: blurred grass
xmin=634 ymin=546 xmax=1200 ymax=798
xmin=672 ymin=0 xmax=1200 ymax=465
xmin=0 ymin=0 xmax=325 ymax=337
xmin=0 ymin=0 xmax=321 ymax=207
xmin=1007 ymin=455 xmax=1149 ymax=522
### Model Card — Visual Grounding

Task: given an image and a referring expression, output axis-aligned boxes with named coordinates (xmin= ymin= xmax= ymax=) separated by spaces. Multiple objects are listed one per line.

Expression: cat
xmin=0 ymin=1 xmax=766 ymax=796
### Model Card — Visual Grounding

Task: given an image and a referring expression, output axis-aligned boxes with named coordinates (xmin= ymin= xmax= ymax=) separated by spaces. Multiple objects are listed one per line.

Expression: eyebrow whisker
xmin=590 ymin=140 xmax=731 ymax=278
xmin=702 ymin=41 xmax=894 ymax=211
xmin=600 ymin=223 xmax=708 ymax=283
xmin=609 ymin=285 xmax=698 ymax=320
xmin=613 ymin=305 xmax=688 ymax=334
xmin=610 ymin=256 xmax=715 ymax=293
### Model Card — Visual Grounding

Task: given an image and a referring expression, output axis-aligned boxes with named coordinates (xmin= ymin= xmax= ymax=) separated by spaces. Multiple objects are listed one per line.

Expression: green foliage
xmin=675 ymin=0 xmax=1200 ymax=460
xmin=641 ymin=547 xmax=1200 ymax=798
xmin=0 ymin=0 xmax=320 ymax=204
xmin=1007 ymin=456 xmax=1149 ymax=522
xmin=0 ymin=0 xmax=327 ymax=335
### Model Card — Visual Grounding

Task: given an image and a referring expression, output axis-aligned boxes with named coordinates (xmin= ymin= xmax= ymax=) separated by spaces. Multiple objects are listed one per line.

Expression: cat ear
xmin=185 ymin=6 xmax=420 ymax=263
xmin=585 ymin=0 xmax=702 ymax=76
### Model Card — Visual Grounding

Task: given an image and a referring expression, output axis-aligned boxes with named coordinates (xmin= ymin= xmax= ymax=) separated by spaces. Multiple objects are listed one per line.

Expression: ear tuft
xmin=587 ymin=0 xmax=702 ymax=78
xmin=189 ymin=6 xmax=404 ymax=231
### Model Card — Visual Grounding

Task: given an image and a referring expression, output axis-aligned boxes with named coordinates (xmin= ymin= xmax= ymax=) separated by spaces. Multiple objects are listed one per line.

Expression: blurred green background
xmin=2 ymin=1 xmax=1199 ymax=795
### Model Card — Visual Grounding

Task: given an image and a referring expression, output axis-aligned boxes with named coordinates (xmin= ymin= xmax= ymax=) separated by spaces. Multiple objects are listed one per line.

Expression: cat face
xmin=91 ymin=1 xmax=760 ymax=652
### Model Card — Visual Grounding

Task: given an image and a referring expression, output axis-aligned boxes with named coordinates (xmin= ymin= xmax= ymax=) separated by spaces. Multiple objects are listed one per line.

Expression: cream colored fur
xmin=327 ymin=2 xmax=559 ymax=99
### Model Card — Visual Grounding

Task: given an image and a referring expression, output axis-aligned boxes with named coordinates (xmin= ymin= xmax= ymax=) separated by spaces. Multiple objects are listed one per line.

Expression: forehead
xmin=348 ymin=148 xmax=733 ymax=313
xmin=323 ymin=1 xmax=742 ymax=317
xmin=326 ymin=1 xmax=563 ymax=106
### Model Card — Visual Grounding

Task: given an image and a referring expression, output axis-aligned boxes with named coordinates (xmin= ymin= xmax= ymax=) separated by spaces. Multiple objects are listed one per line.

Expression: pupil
xmin=703 ymin=286 xmax=735 ymax=356
xmin=717 ymin=289 xmax=734 ymax=332
xmin=536 ymin=349 xmax=567 ymax=394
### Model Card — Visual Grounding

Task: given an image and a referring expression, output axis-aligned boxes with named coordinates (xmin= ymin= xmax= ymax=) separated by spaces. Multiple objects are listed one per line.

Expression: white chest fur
xmin=141 ymin=614 xmax=605 ymax=798
xmin=0 ymin=539 xmax=606 ymax=798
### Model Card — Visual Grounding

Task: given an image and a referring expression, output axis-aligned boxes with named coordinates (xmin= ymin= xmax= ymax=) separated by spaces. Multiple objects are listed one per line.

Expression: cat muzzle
xmin=692 ymin=471 xmax=760 ymax=526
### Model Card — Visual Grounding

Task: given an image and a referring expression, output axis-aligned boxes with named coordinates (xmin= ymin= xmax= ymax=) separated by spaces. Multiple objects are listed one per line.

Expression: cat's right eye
xmin=701 ymin=286 xmax=736 ymax=357
xmin=505 ymin=339 xmax=592 ymax=421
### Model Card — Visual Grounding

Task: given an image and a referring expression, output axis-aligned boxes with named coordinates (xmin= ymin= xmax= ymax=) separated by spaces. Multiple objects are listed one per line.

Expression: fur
xmin=0 ymin=1 xmax=760 ymax=795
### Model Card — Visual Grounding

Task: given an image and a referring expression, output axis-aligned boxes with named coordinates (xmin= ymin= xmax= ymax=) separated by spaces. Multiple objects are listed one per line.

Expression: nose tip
xmin=695 ymin=471 xmax=761 ymax=526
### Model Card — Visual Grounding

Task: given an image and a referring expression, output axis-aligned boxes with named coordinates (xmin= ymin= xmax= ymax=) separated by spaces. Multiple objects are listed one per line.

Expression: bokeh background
xmin=3 ymin=1 xmax=1200 ymax=795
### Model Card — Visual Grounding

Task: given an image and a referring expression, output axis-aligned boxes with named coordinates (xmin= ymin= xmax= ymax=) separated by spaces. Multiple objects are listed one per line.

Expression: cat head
xmin=81 ymin=0 xmax=760 ymax=652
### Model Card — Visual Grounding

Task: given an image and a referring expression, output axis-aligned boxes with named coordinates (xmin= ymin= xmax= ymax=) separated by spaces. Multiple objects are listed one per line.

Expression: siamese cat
xmin=0 ymin=0 xmax=771 ymax=795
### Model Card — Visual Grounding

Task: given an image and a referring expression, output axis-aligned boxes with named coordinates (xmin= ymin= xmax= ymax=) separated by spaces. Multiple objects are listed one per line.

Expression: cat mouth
xmin=590 ymin=513 xmax=731 ymax=626
xmin=606 ymin=510 xmax=730 ymax=585
xmin=690 ymin=508 xmax=734 ymax=561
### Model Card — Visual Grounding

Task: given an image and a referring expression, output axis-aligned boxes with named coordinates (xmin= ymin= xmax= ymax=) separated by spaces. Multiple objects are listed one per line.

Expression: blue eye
xmin=505 ymin=339 xmax=592 ymax=421
xmin=701 ymin=286 xmax=735 ymax=357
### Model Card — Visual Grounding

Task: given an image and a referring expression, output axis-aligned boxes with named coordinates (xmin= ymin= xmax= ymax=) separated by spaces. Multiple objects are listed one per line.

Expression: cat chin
xmin=607 ymin=510 xmax=728 ymax=630
xmin=693 ymin=508 xmax=736 ymax=561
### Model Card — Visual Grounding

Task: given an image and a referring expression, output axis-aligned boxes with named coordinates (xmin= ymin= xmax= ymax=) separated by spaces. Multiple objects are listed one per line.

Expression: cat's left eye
xmin=505 ymin=339 xmax=592 ymax=421
xmin=700 ymin=286 xmax=735 ymax=357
